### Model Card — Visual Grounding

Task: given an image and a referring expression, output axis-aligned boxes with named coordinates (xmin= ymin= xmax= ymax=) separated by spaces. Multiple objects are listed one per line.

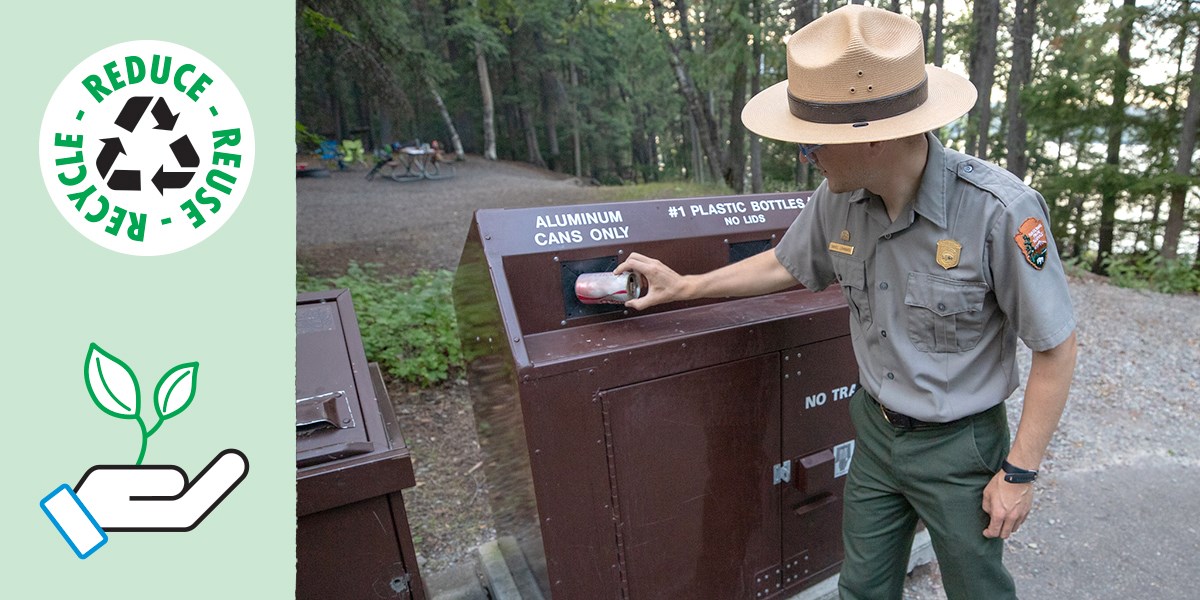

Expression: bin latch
xmin=296 ymin=391 xmax=356 ymax=433
xmin=773 ymin=460 xmax=792 ymax=485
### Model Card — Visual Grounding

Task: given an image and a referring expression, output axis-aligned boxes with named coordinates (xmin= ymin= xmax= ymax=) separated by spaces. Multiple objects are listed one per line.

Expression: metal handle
xmin=295 ymin=391 xmax=355 ymax=433
xmin=792 ymin=492 xmax=838 ymax=518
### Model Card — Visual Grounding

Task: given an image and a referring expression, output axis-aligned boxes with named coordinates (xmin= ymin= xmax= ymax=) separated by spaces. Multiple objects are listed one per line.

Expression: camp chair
xmin=318 ymin=140 xmax=344 ymax=170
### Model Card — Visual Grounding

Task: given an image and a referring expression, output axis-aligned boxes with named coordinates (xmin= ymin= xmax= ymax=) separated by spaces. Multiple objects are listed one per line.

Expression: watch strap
xmin=1001 ymin=460 xmax=1038 ymax=484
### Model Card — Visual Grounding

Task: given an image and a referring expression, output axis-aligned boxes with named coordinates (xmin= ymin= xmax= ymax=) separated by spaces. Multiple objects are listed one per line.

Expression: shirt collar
xmin=847 ymin=133 xmax=947 ymax=228
xmin=912 ymin=132 xmax=948 ymax=229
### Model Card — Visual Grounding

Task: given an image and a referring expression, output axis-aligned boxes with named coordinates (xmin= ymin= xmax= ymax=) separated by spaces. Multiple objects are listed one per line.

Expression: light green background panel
xmin=4 ymin=1 xmax=295 ymax=598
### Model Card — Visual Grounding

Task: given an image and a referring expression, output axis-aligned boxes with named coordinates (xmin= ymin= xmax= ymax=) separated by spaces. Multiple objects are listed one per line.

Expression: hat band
xmin=787 ymin=76 xmax=929 ymax=124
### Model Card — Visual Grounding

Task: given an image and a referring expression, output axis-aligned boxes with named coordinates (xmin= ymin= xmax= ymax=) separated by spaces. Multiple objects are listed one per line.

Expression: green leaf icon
xmin=154 ymin=362 xmax=198 ymax=420
xmin=84 ymin=343 xmax=140 ymax=419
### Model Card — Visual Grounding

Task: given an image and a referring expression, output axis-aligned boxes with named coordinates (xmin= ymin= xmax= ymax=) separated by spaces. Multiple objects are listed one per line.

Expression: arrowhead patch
xmin=1014 ymin=217 xmax=1049 ymax=270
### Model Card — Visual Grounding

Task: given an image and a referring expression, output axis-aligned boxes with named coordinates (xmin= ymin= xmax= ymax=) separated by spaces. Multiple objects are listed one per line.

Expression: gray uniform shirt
xmin=775 ymin=133 xmax=1076 ymax=422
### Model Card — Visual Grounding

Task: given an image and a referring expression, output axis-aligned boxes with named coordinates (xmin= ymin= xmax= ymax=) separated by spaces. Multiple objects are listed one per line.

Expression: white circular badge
xmin=39 ymin=40 xmax=254 ymax=256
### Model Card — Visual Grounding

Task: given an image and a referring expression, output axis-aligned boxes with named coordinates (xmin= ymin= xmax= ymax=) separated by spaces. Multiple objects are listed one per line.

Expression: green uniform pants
xmin=838 ymin=388 xmax=1016 ymax=600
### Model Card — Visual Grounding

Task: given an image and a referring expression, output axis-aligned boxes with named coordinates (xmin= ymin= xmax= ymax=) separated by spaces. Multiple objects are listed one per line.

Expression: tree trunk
xmin=750 ymin=0 xmax=764 ymax=193
xmin=675 ymin=0 xmax=694 ymax=51
xmin=727 ymin=47 xmax=749 ymax=193
xmin=794 ymin=0 xmax=817 ymax=30
xmin=475 ymin=41 xmax=497 ymax=160
xmin=426 ymin=76 xmax=465 ymax=160
xmin=520 ymin=105 xmax=546 ymax=168
xmin=688 ymin=112 xmax=705 ymax=183
xmin=934 ymin=0 xmax=945 ymax=66
xmin=542 ymin=84 xmax=561 ymax=171
xmin=1005 ymin=0 xmax=1037 ymax=180
xmin=1094 ymin=0 xmax=1136 ymax=275
xmin=966 ymin=0 xmax=999 ymax=158
xmin=569 ymin=62 xmax=583 ymax=178
xmin=534 ymin=32 xmax=561 ymax=171
xmin=921 ymin=0 xmax=933 ymax=58
xmin=1162 ymin=30 xmax=1200 ymax=259
xmin=651 ymin=0 xmax=726 ymax=184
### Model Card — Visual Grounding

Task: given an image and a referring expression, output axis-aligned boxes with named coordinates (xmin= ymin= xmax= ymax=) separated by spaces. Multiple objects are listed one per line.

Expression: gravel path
xmin=298 ymin=158 xmax=1200 ymax=598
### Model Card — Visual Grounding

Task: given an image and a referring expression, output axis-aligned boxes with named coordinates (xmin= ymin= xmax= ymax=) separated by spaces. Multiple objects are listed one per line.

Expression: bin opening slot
xmin=561 ymin=256 xmax=625 ymax=320
xmin=729 ymin=239 xmax=773 ymax=264
xmin=296 ymin=391 xmax=356 ymax=433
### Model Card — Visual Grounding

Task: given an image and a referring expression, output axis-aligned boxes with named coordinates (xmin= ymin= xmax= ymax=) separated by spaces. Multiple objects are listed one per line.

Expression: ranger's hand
xmin=981 ymin=471 xmax=1033 ymax=539
xmin=615 ymin=253 xmax=691 ymax=311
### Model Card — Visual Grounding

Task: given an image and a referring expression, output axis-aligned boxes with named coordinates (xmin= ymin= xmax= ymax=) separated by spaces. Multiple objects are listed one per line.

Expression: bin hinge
xmin=773 ymin=460 xmax=792 ymax=485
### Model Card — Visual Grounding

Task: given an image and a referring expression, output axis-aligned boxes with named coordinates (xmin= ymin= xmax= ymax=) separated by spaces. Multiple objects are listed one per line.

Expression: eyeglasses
xmin=799 ymin=143 xmax=823 ymax=163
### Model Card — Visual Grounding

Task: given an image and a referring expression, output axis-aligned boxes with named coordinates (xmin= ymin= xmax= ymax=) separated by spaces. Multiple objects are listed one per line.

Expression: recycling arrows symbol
xmin=96 ymin=96 xmax=199 ymax=194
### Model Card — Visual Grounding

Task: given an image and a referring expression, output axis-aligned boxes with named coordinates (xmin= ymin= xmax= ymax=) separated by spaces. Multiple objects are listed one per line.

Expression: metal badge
xmin=936 ymin=239 xmax=962 ymax=270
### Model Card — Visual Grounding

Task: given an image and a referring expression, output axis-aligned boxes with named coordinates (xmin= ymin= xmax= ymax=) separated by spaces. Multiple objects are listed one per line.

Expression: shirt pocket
xmin=831 ymin=254 xmax=871 ymax=325
xmin=904 ymin=273 xmax=989 ymax=353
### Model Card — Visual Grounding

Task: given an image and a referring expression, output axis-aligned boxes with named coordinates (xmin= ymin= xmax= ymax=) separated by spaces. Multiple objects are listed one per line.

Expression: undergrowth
xmin=298 ymin=262 xmax=464 ymax=387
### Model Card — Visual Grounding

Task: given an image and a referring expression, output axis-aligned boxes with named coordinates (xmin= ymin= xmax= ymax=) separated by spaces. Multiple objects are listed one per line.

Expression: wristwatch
xmin=1001 ymin=460 xmax=1038 ymax=484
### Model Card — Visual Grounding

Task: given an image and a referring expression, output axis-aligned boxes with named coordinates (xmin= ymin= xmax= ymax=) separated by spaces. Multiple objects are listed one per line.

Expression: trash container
xmin=454 ymin=193 xmax=859 ymax=599
xmin=296 ymin=289 xmax=426 ymax=600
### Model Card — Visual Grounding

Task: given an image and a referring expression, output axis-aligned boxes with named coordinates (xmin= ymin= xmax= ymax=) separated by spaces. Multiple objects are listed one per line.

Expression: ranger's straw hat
xmin=742 ymin=4 xmax=977 ymax=145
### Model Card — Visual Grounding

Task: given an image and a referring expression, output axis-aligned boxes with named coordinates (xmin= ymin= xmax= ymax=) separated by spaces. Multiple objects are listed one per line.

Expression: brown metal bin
xmin=296 ymin=289 xmax=426 ymax=600
xmin=453 ymin=194 xmax=860 ymax=599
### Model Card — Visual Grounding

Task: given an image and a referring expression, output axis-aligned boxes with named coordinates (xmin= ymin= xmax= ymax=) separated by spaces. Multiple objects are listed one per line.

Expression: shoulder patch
xmin=1014 ymin=217 xmax=1049 ymax=270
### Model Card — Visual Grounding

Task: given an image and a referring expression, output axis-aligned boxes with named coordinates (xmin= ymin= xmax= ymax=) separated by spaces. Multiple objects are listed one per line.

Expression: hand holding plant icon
xmin=40 ymin=342 xmax=249 ymax=559
xmin=84 ymin=343 xmax=198 ymax=465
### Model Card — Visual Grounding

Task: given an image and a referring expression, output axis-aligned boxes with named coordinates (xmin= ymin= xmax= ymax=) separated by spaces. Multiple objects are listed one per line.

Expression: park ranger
xmin=616 ymin=4 xmax=1078 ymax=599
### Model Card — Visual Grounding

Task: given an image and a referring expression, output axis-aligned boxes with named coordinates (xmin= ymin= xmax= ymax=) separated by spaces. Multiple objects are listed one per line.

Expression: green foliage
xmin=295 ymin=0 xmax=1200 ymax=272
xmin=298 ymin=263 xmax=465 ymax=387
xmin=296 ymin=122 xmax=323 ymax=152
xmin=300 ymin=7 xmax=355 ymax=40
xmin=1105 ymin=254 xmax=1200 ymax=294
xmin=594 ymin=180 xmax=732 ymax=202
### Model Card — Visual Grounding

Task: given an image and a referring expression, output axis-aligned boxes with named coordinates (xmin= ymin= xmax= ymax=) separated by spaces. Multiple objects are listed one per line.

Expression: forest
xmin=296 ymin=0 xmax=1200 ymax=288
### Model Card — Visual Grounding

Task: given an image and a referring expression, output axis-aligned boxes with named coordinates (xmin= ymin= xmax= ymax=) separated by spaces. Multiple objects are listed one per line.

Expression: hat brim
xmin=741 ymin=65 xmax=977 ymax=145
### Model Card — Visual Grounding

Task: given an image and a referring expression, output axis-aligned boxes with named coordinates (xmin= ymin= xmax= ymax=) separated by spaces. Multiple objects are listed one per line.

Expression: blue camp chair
xmin=318 ymin=140 xmax=345 ymax=170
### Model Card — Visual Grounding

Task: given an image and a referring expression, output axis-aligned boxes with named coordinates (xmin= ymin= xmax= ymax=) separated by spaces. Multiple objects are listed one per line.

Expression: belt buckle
xmin=879 ymin=402 xmax=896 ymax=426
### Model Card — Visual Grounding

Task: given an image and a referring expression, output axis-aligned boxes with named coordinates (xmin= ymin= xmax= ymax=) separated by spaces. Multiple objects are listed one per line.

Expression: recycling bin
xmin=454 ymin=193 xmax=859 ymax=599
xmin=296 ymin=289 xmax=425 ymax=600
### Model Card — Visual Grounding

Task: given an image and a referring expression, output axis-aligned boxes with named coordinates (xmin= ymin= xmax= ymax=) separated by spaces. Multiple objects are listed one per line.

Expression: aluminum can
xmin=575 ymin=272 xmax=645 ymax=305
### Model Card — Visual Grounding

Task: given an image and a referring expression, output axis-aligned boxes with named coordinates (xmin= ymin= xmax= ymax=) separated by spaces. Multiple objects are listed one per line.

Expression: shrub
xmin=1106 ymin=254 xmax=1200 ymax=295
xmin=298 ymin=263 xmax=465 ymax=387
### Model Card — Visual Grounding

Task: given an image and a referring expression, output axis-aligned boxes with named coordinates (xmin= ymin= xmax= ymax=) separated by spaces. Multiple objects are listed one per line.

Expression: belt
xmin=872 ymin=397 xmax=958 ymax=431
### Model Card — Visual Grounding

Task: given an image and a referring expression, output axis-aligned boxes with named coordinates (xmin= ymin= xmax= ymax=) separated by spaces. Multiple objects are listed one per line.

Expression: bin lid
xmin=296 ymin=289 xmax=415 ymax=516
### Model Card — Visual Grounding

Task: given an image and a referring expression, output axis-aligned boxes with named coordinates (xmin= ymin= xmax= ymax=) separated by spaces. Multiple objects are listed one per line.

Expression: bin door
xmin=599 ymin=354 xmax=781 ymax=600
xmin=780 ymin=336 xmax=858 ymax=593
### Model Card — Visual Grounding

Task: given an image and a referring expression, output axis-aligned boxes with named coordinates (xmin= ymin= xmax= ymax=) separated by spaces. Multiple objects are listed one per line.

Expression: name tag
xmin=828 ymin=242 xmax=855 ymax=255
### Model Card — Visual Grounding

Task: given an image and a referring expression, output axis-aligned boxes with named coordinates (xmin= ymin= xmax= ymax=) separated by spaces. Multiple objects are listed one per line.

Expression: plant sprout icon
xmin=40 ymin=342 xmax=248 ymax=559
xmin=84 ymin=343 xmax=198 ymax=464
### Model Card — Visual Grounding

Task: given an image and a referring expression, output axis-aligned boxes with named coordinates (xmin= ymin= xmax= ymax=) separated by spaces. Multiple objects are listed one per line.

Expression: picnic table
xmin=366 ymin=144 xmax=454 ymax=182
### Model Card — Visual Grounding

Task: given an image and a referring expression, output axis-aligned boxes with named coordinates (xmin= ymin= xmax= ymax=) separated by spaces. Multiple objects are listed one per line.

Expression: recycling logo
xmin=39 ymin=40 xmax=255 ymax=256
xmin=100 ymin=96 xmax=201 ymax=194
